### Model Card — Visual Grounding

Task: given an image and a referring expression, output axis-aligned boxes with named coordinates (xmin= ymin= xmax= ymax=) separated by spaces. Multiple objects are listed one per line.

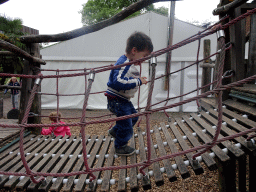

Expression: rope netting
xmin=1 ymin=7 xmax=256 ymax=186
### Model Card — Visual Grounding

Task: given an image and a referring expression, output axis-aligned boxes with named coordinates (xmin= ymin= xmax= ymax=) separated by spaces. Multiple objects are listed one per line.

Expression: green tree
xmin=80 ymin=0 xmax=168 ymax=26
xmin=0 ymin=15 xmax=25 ymax=49
xmin=0 ymin=15 xmax=25 ymax=84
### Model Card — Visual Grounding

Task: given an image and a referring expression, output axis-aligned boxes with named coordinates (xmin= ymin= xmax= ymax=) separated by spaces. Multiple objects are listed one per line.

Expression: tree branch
xmin=20 ymin=0 xmax=176 ymax=43
xmin=213 ymin=0 xmax=248 ymax=15
xmin=0 ymin=0 xmax=9 ymax=5
xmin=0 ymin=39 xmax=46 ymax=64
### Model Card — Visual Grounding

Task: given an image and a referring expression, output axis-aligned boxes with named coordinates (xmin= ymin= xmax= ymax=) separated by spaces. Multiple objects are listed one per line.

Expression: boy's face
xmin=130 ymin=47 xmax=151 ymax=62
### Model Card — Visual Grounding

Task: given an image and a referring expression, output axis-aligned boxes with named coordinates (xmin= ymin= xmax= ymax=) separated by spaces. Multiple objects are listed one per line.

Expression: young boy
xmin=105 ymin=32 xmax=153 ymax=156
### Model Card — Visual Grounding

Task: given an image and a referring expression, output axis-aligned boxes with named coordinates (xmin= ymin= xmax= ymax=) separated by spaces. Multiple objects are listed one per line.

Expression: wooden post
xmin=19 ymin=43 xmax=41 ymax=135
xmin=201 ymin=39 xmax=212 ymax=94
xmin=237 ymin=155 xmax=247 ymax=192
xmin=0 ymin=98 xmax=3 ymax=118
xmin=217 ymin=158 xmax=237 ymax=192
xmin=229 ymin=6 xmax=246 ymax=83
xmin=249 ymin=154 xmax=256 ymax=192
xmin=247 ymin=12 xmax=256 ymax=83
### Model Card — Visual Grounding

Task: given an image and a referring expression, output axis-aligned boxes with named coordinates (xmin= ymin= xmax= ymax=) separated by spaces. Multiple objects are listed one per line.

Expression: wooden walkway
xmin=0 ymin=98 xmax=256 ymax=191
xmin=0 ymin=119 xmax=20 ymax=149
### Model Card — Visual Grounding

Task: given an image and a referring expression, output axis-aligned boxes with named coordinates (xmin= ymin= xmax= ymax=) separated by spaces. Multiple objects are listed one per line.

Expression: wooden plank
xmin=7 ymin=135 xmax=61 ymax=190
xmin=173 ymin=117 xmax=216 ymax=171
xmin=136 ymin=127 xmax=151 ymax=190
xmin=160 ymin=122 xmax=190 ymax=179
xmin=117 ymin=152 xmax=127 ymax=192
xmin=2 ymin=135 xmax=52 ymax=190
xmin=182 ymin=115 xmax=230 ymax=163
xmin=224 ymin=99 xmax=256 ymax=117
xmin=49 ymin=136 xmax=89 ymax=192
xmin=153 ymin=125 xmax=177 ymax=182
xmin=26 ymin=135 xmax=74 ymax=191
xmin=0 ymin=132 xmax=20 ymax=138
xmin=201 ymin=98 xmax=256 ymax=128
xmin=0 ymin=135 xmax=46 ymax=188
xmin=61 ymin=135 xmax=96 ymax=192
xmin=74 ymin=135 xmax=104 ymax=192
xmin=101 ymin=144 xmax=115 ymax=192
xmin=48 ymin=137 xmax=83 ymax=192
xmin=229 ymin=93 xmax=256 ymax=104
xmin=129 ymin=135 xmax=139 ymax=192
xmin=148 ymin=131 xmax=164 ymax=186
xmin=190 ymin=112 xmax=245 ymax=158
xmin=86 ymin=136 xmax=112 ymax=192
xmin=203 ymin=104 xmax=254 ymax=134
xmin=38 ymin=135 xmax=80 ymax=191
xmin=198 ymin=110 xmax=256 ymax=155
xmin=232 ymin=85 xmax=256 ymax=95
xmin=16 ymin=137 xmax=70 ymax=190
xmin=0 ymin=134 xmax=35 ymax=162
xmin=168 ymin=122 xmax=204 ymax=175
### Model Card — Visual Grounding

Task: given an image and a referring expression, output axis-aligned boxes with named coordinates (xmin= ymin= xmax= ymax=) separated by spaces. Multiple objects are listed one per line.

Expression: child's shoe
xmin=108 ymin=128 xmax=116 ymax=138
xmin=115 ymin=145 xmax=135 ymax=156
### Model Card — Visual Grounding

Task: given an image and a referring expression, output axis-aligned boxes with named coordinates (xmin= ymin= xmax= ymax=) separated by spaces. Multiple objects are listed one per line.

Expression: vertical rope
xmin=137 ymin=63 xmax=143 ymax=127
xmin=80 ymin=69 xmax=96 ymax=182
xmin=56 ymin=69 xmax=60 ymax=121
xmin=139 ymin=58 xmax=157 ymax=175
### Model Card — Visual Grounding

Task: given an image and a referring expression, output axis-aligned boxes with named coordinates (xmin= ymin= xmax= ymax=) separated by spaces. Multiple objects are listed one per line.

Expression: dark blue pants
xmin=107 ymin=98 xmax=138 ymax=148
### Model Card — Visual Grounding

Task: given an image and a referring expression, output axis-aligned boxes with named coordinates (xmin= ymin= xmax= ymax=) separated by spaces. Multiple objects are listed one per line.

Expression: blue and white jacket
xmin=4 ymin=81 xmax=20 ymax=95
xmin=106 ymin=55 xmax=142 ymax=100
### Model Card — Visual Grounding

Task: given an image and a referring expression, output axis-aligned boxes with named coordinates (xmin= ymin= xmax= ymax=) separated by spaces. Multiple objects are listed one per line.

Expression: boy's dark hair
xmin=125 ymin=32 xmax=153 ymax=54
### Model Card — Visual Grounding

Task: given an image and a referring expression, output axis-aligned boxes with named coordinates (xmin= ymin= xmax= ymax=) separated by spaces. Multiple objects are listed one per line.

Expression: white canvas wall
xmin=41 ymin=12 xmax=218 ymax=112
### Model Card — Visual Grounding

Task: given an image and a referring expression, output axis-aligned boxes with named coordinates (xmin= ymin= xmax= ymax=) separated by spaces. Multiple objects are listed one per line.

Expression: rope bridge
xmin=1 ymin=7 xmax=256 ymax=192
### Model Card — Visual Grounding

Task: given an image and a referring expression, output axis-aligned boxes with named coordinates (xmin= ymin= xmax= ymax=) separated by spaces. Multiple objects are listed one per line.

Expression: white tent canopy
xmin=40 ymin=12 xmax=218 ymax=112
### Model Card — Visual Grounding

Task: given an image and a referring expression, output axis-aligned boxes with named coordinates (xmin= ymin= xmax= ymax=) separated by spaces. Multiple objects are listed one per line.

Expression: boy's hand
xmin=139 ymin=77 xmax=147 ymax=85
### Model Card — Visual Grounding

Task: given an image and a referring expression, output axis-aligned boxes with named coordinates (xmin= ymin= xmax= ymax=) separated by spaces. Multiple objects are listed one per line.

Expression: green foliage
xmin=150 ymin=6 xmax=168 ymax=16
xmin=0 ymin=15 xmax=25 ymax=49
xmin=80 ymin=0 xmax=168 ymax=26
xmin=0 ymin=15 xmax=25 ymax=84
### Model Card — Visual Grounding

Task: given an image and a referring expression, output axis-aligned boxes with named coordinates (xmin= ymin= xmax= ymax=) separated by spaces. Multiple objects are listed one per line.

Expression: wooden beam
xmin=247 ymin=12 xmax=256 ymax=82
xmin=0 ymin=39 xmax=45 ymax=64
xmin=213 ymin=0 xmax=248 ymax=15
xmin=0 ymin=85 xmax=22 ymax=90
xmin=19 ymin=43 xmax=42 ymax=135
xmin=201 ymin=39 xmax=212 ymax=93
xmin=229 ymin=6 xmax=246 ymax=83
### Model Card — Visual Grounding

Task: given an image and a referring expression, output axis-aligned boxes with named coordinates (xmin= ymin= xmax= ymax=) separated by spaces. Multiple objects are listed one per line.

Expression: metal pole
xmin=164 ymin=1 xmax=175 ymax=91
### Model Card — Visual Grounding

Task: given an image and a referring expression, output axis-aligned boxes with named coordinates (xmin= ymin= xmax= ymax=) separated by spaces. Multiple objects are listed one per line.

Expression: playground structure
xmin=0 ymin=0 xmax=256 ymax=191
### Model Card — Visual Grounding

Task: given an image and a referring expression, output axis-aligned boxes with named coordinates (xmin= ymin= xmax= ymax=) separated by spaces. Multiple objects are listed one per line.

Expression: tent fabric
xmin=40 ymin=12 xmax=218 ymax=111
